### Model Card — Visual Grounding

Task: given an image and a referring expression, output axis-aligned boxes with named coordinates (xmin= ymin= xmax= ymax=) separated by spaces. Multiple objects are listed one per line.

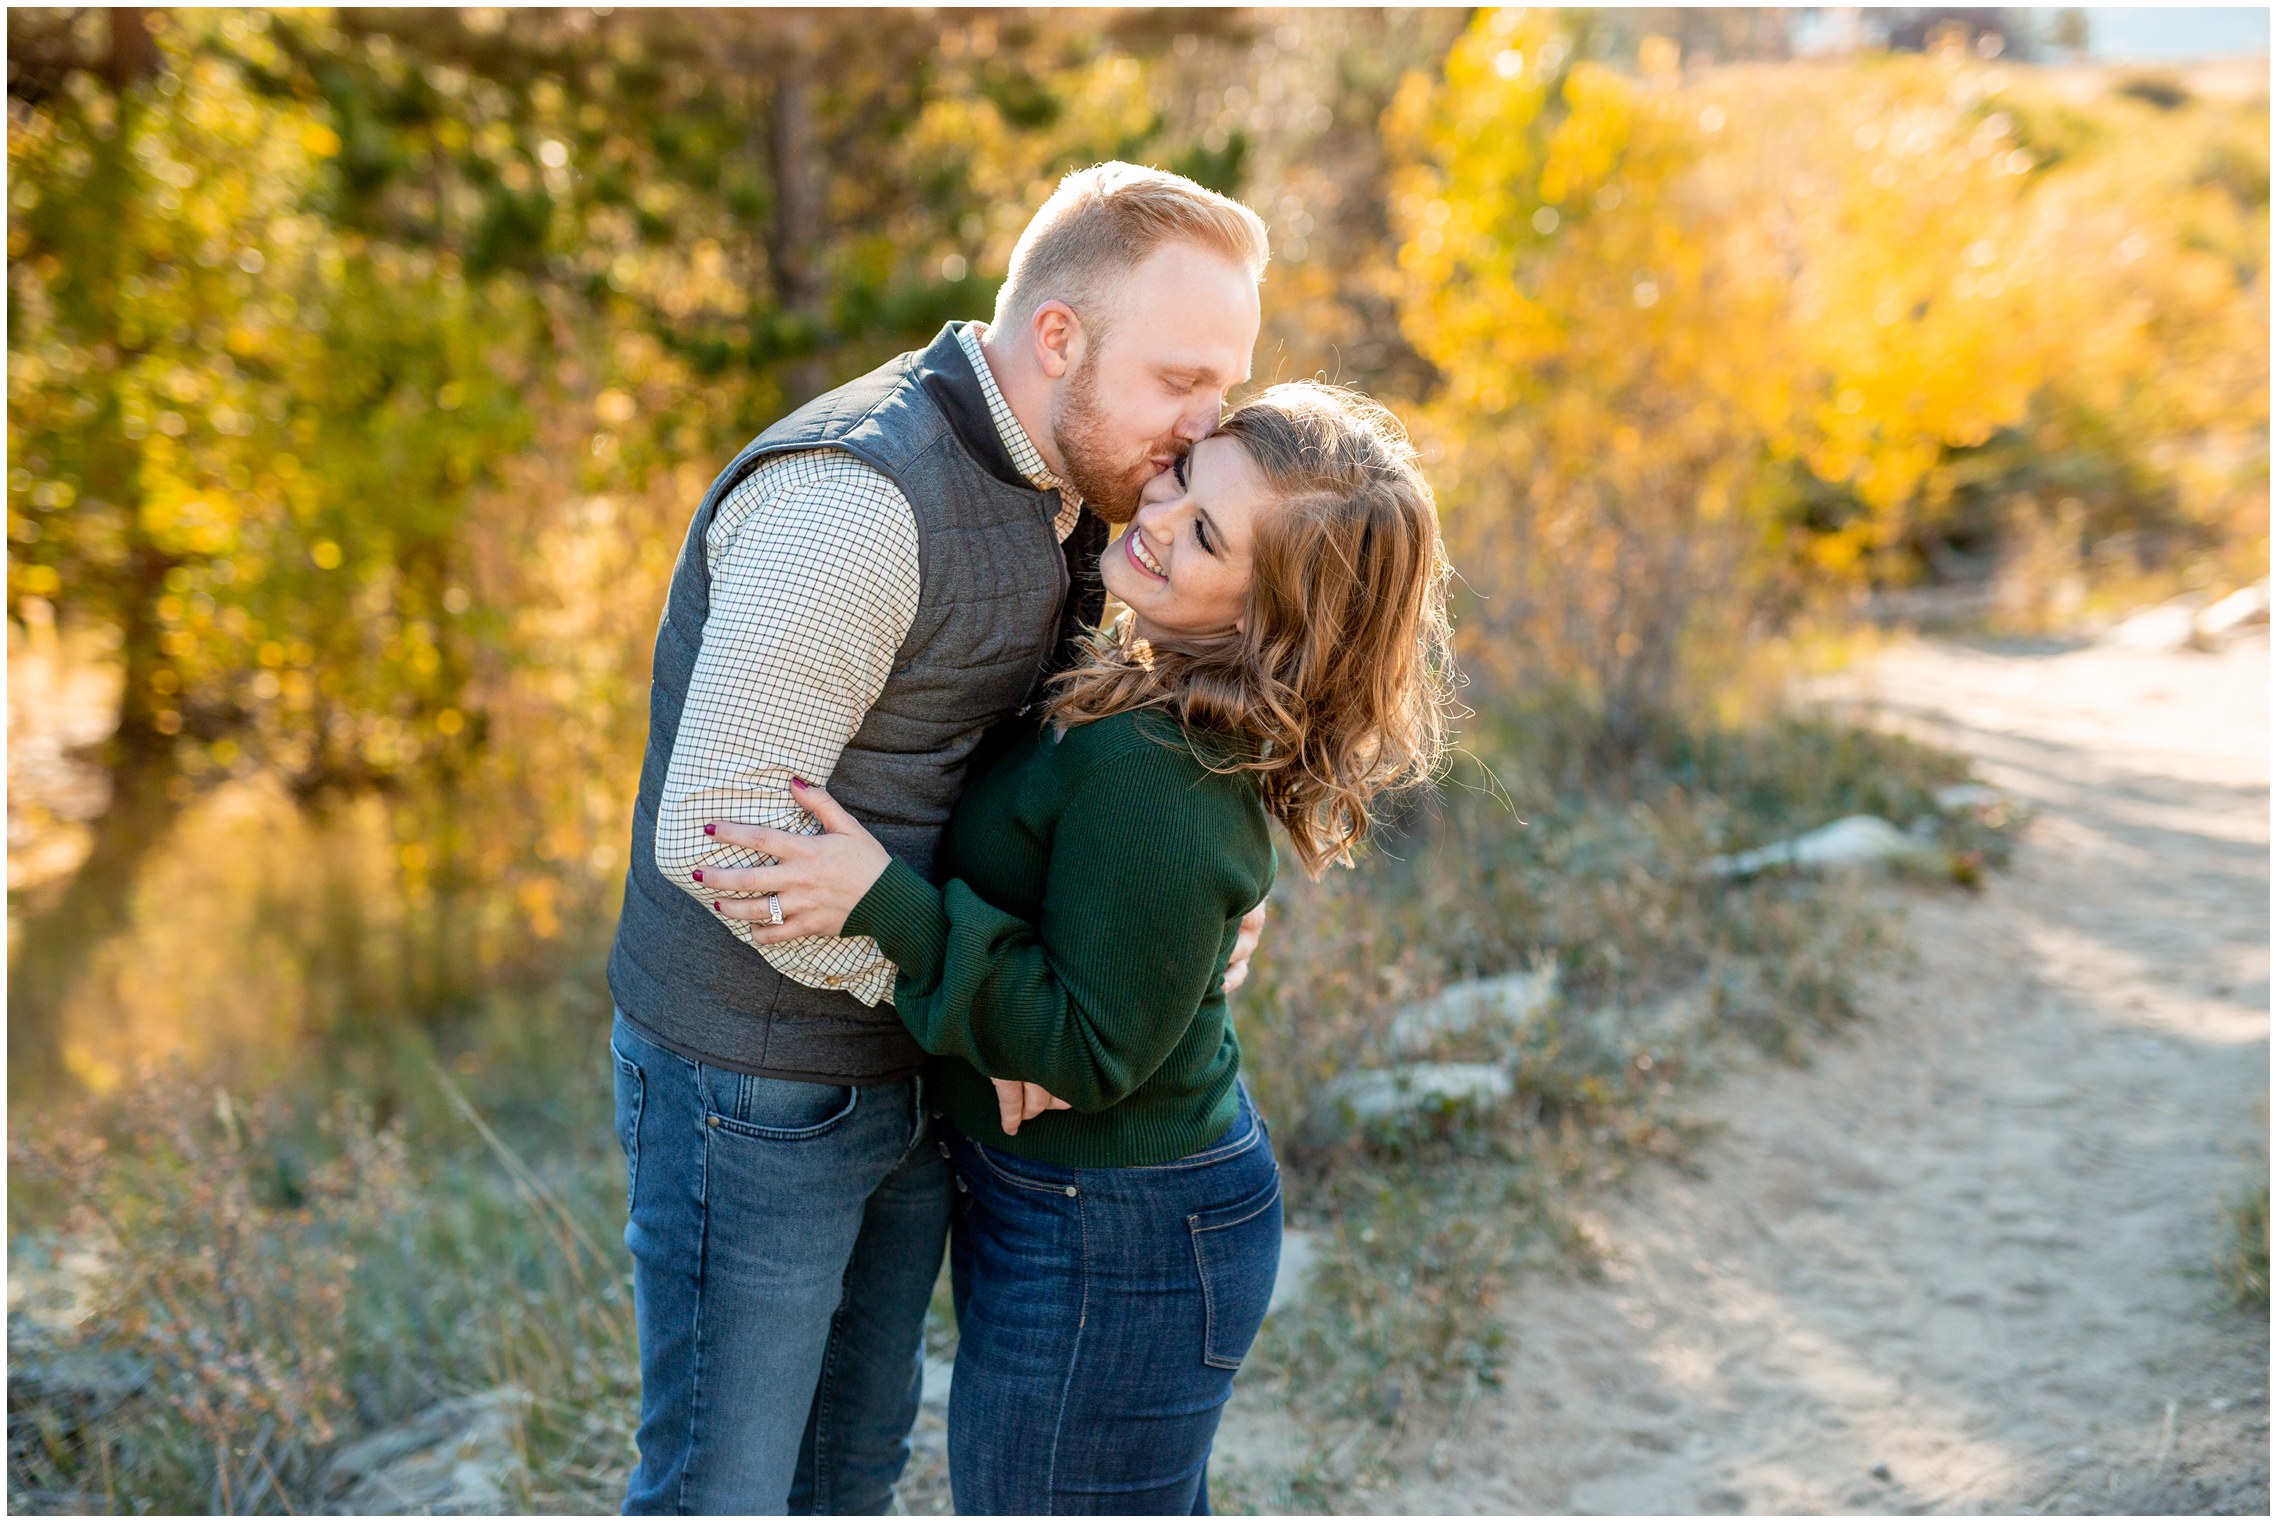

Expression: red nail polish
xmin=691 ymin=869 xmax=703 ymax=883
xmin=792 ymin=777 xmax=811 ymax=789
xmin=712 ymin=902 xmax=722 ymax=913
xmin=704 ymin=823 xmax=716 ymax=835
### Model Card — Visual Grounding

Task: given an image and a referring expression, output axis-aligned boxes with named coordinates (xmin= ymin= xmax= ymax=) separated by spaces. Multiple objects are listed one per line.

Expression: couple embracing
xmin=604 ymin=162 xmax=1455 ymax=1515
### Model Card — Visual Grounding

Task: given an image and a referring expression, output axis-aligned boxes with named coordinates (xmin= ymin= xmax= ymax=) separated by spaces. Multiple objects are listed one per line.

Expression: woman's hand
xmin=1222 ymin=900 xmax=1267 ymax=995
xmin=703 ymin=780 xmax=891 ymax=944
xmin=992 ymin=1078 xmax=1073 ymax=1136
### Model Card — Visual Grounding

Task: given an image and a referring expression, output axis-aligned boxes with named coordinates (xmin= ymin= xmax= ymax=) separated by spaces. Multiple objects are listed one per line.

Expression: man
xmin=605 ymin=163 xmax=1271 ymax=1514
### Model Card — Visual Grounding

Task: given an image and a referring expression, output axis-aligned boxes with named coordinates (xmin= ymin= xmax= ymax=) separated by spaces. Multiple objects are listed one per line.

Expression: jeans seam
xmin=613 ymin=1047 xmax=647 ymax=1217
xmin=680 ymin=1088 xmax=714 ymax=1515
xmin=892 ymin=1074 xmax=930 ymax=1168
xmin=1042 ymin=1180 xmax=1089 ymax=1508
xmin=810 ymin=1286 xmax=850 ymax=1514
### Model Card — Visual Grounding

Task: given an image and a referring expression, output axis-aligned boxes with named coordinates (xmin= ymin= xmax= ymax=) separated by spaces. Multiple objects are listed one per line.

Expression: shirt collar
xmin=957 ymin=322 xmax=1082 ymax=527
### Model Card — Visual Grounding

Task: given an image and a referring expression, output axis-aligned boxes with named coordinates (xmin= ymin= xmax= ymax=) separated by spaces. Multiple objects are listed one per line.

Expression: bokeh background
xmin=8 ymin=7 xmax=2267 ymax=1513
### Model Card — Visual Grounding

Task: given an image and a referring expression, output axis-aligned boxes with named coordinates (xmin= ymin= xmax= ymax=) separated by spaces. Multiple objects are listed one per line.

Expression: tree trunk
xmin=9 ymin=440 xmax=186 ymax=1096
xmin=767 ymin=13 xmax=831 ymax=406
xmin=106 ymin=7 xmax=157 ymax=90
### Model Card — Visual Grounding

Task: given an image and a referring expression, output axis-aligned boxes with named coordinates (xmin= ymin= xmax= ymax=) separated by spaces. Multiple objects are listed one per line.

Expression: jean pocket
xmin=965 ymin=1137 xmax=1080 ymax=1197
xmin=1188 ymin=1171 xmax=1283 ymax=1371
xmin=707 ymin=1072 xmax=860 ymax=1141
xmin=610 ymin=1043 xmax=645 ymax=1216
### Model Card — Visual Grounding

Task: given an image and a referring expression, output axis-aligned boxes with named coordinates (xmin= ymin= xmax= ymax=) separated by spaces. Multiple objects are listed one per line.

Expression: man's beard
xmin=1049 ymin=351 xmax=1155 ymax=525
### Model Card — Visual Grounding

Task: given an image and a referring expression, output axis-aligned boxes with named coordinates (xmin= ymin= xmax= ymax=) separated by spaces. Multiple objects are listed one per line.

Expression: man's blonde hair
xmin=991 ymin=162 xmax=1270 ymax=339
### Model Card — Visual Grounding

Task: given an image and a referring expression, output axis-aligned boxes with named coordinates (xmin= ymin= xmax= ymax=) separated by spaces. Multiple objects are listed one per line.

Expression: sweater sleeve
xmin=844 ymin=742 xmax=1266 ymax=1112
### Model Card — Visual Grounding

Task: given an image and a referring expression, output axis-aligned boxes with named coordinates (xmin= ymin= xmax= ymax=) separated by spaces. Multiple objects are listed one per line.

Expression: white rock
xmin=2100 ymin=596 xmax=2204 ymax=651
xmin=1384 ymin=968 xmax=1559 ymax=1055
xmin=2196 ymin=580 xmax=2270 ymax=640
xmin=320 ymin=1388 xmax=531 ymax=1516
xmin=1306 ymin=1062 xmax=1515 ymax=1145
xmin=1705 ymin=815 xmax=1942 ymax=879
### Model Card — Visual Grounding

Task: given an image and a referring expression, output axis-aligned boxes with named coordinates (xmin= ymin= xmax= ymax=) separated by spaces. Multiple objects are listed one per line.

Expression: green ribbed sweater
xmin=842 ymin=709 xmax=1275 ymax=1168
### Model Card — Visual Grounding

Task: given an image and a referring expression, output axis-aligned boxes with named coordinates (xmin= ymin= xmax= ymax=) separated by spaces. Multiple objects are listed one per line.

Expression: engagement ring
xmin=767 ymin=893 xmax=784 ymax=926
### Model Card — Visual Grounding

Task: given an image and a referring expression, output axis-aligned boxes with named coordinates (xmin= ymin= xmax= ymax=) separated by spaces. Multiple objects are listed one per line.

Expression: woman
xmin=704 ymin=382 xmax=1456 ymax=1513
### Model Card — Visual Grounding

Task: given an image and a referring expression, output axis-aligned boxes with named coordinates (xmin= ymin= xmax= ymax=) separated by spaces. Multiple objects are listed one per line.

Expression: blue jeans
xmin=610 ymin=1012 xmax=951 ymax=1514
xmin=943 ymin=1087 xmax=1282 ymax=1515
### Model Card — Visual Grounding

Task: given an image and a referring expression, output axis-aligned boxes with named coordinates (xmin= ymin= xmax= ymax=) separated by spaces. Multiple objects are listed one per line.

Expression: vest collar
xmin=914 ymin=323 xmax=1050 ymax=496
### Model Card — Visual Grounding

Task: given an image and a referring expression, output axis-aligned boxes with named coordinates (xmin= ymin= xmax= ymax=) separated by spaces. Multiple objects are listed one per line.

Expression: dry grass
xmin=2220 ymin=1180 xmax=2270 ymax=1313
xmin=7 ymin=1000 xmax=639 ymax=1514
xmin=2219 ymin=1104 xmax=2270 ymax=1314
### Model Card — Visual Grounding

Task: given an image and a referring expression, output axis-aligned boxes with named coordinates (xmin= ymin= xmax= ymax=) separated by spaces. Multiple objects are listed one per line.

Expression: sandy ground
xmin=911 ymin=633 xmax=2270 ymax=1515
xmin=1339 ymin=632 xmax=2272 ymax=1515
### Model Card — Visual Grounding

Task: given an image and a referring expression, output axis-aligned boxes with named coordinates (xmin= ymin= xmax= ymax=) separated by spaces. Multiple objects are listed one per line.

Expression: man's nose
xmin=1175 ymin=394 xmax=1223 ymax=442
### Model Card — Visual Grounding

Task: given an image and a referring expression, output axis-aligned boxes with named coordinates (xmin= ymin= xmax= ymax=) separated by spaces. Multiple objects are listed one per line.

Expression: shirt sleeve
xmin=844 ymin=745 xmax=1269 ymax=1109
xmin=652 ymin=455 xmax=921 ymax=1007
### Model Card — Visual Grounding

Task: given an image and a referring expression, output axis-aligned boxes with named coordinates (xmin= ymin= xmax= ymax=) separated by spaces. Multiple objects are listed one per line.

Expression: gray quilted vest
xmin=607 ymin=324 xmax=1109 ymax=1082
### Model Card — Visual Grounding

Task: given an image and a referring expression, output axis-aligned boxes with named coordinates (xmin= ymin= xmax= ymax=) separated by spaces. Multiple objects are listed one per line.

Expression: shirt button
xmin=824 ymin=976 xmax=843 ymax=988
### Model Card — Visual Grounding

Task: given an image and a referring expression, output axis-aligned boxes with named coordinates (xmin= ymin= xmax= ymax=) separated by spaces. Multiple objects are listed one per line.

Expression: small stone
xmin=1932 ymin=782 xmax=2008 ymax=813
xmin=1704 ymin=815 xmax=1942 ymax=880
xmin=319 ymin=1388 xmax=532 ymax=1515
xmin=2209 ymin=1397 xmax=2235 ymax=1413
xmin=2100 ymin=596 xmax=2203 ymax=652
xmin=1382 ymin=968 xmax=1559 ymax=1056
xmin=2195 ymin=579 xmax=2270 ymax=640
xmin=1870 ymin=1462 xmax=1893 ymax=1483
xmin=1302 ymin=1062 xmax=1514 ymax=1145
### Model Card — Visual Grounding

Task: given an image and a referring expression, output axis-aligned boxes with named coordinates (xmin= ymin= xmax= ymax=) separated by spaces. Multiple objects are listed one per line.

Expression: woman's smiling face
xmin=1099 ymin=433 xmax=1277 ymax=643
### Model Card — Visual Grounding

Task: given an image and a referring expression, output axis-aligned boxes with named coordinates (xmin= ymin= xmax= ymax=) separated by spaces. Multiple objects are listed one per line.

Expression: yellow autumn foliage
xmin=1391 ymin=10 xmax=2267 ymax=737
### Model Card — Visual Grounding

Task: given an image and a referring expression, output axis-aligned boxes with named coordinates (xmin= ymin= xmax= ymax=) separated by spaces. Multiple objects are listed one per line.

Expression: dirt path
xmin=1376 ymin=633 xmax=2271 ymax=1515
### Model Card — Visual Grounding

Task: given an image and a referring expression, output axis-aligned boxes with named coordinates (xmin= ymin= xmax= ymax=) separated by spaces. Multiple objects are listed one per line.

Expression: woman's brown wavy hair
xmin=1045 ymin=382 xmax=1458 ymax=877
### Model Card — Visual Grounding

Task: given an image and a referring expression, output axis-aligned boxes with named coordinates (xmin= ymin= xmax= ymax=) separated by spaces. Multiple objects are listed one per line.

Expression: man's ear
xmin=1030 ymin=299 xmax=1083 ymax=381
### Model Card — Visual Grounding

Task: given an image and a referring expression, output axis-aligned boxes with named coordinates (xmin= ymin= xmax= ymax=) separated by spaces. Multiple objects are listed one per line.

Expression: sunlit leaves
xmin=1392 ymin=11 xmax=2266 ymax=738
xmin=9 ymin=11 xmax=534 ymax=785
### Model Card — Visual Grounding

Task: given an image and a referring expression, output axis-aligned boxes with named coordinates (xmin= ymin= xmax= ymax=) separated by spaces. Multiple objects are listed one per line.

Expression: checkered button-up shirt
xmin=652 ymin=323 xmax=1080 ymax=1007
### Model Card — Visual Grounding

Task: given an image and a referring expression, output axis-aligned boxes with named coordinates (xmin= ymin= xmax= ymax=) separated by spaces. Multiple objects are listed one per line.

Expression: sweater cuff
xmin=843 ymin=857 xmax=947 ymax=988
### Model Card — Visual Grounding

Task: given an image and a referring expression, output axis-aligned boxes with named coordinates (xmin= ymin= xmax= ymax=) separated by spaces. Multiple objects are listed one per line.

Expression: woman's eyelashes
xmin=1169 ymin=456 xmax=1215 ymax=555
